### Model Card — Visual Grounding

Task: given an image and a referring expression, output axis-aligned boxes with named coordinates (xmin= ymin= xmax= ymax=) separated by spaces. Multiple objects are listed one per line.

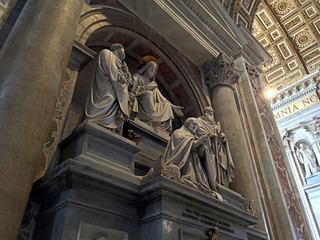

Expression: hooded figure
xmin=163 ymin=118 xmax=222 ymax=199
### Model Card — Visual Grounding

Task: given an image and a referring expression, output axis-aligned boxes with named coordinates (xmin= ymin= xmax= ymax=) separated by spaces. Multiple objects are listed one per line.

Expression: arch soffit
xmin=75 ymin=6 xmax=209 ymax=118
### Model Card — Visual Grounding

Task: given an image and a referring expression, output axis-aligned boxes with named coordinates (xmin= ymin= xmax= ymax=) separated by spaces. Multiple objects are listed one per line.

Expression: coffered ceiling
xmin=220 ymin=0 xmax=320 ymax=90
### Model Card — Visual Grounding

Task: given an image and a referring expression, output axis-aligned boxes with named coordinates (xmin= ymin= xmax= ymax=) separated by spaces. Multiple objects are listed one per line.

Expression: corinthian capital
xmin=203 ymin=52 xmax=242 ymax=90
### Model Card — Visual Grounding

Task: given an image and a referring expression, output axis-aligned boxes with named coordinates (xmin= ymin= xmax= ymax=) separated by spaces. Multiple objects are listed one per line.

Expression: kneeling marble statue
xmin=131 ymin=56 xmax=183 ymax=131
xmin=145 ymin=117 xmax=223 ymax=200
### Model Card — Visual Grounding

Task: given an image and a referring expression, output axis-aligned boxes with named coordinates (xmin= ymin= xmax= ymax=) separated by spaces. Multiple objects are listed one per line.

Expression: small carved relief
xmin=208 ymin=226 xmax=219 ymax=240
xmin=246 ymin=200 xmax=257 ymax=216
xmin=274 ymin=0 xmax=292 ymax=15
xmin=309 ymin=116 xmax=320 ymax=138
xmin=294 ymin=32 xmax=313 ymax=48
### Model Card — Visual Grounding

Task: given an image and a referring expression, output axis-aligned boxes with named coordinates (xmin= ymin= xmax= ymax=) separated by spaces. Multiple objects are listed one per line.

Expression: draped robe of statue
xmin=163 ymin=125 xmax=217 ymax=195
xmin=132 ymin=74 xmax=178 ymax=130
xmin=197 ymin=116 xmax=235 ymax=188
xmin=296 ymin=144 xmax=320 ymax=177
xmin=85 ymin=49 xmax=130 ymax=130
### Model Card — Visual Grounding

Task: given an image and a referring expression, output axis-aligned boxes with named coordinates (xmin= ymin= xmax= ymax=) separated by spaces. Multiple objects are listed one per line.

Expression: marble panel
xmin=59 ymin=121 xmax=140 ymax=174
xmin=125 ymin=119 xmax=169 ymax=174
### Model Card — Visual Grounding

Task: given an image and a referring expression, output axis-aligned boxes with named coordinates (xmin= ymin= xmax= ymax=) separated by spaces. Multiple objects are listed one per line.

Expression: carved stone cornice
xmin=203 ymin=53 xmax=242 ymax=90
xmin=271 ymin=71 xmax=320 ymax=108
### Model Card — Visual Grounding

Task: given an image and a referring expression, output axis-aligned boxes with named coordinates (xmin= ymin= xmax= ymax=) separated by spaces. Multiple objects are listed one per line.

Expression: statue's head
xmin=203 ymin=106 xmax=215 ymax=123
xmin=299 ymin=142 xmax=306 ymax=149
xmin=146 ymin=61 xmax=157 ymax=78
xmin=137 ymin=61 xmax=158 ymax=80
xmin=184 ymin=117 xmax=198 ymax=134
xmin=110 ymin=43 xmax=125 ymax=60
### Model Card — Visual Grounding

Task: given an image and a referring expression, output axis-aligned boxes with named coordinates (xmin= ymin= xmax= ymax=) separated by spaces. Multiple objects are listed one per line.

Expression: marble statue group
xmin=85 ymin=44 xmax=235 ymax=199
xmin=85 ymin=45 xmax=182 ymax=133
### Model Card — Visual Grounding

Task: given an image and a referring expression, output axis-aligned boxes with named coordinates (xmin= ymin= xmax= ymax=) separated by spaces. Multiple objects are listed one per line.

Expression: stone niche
xmin=32 ymin=122 xmax=264 ymax=240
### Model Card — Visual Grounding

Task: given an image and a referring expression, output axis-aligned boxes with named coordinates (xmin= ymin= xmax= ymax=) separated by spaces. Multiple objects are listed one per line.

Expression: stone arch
xmin=72 ymin=6 xmax=208 ymax=124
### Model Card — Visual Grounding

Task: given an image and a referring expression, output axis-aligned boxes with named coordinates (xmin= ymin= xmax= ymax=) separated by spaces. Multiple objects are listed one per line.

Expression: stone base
xmin=31 ymin=121 xmax=265 ymax=240
xmin=32 ymin=157 xmax=260 ymax=240
xmin=58 ymin=121 xmax=140 ymax=174
xmin=124 ymin=118 xmax=170 ymax=175
xmin=303 ymin=174 xmax=320 ymax=233
xmin=305 ymin=172 xmax=320 ymax=185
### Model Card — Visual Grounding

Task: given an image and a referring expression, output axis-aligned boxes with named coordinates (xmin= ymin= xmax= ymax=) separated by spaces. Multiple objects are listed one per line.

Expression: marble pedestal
xmin=59 ymin=121 xmax=140 ymax=174
xmin=124 ymin=118 xmax=170 ymax=175
xmin=304 ymin=173 xmax=320 ymax=230
xmin=31 ymin=122 xmax=266 ymax=240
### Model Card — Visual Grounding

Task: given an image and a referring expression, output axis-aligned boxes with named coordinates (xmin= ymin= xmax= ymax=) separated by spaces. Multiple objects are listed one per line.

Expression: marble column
xmin=203 ymin=53 xmax=265 ymax=231
xmin=0 ymin=0 xmax=83 ymax=239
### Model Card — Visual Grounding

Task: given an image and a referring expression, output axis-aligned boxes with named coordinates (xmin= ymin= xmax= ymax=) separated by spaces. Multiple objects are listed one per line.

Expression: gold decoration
xmin=208 ymin=226 xmax=219 ymax=240
xmin=294 ymin=31 xmax=313 ymax=48
xmin=274 ymin=0 xmax=292 ymax=15
xmin=138 ymin=55 xmax=158 ymax=69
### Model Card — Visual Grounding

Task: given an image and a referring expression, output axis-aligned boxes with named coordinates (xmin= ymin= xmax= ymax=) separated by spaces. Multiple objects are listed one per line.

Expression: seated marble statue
xmin=197 ymin=107 xmax=234 ymax=188
xmin=131 ymin=56 xmax=183 ymax=131
xmin=162 ymin=117 xmax=222 ymax=200
xmin=85 ymin=43 xmax=131 ymax=133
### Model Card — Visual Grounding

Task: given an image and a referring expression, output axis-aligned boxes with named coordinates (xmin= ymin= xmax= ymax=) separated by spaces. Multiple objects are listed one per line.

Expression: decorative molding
xmin=182 ymin=0 xmax=235 ymax=50
xmin=203 ymin=53 xmax=242 ymax=89
xmin=246 ymin=62 xmax=309 ymax=240
xmin=271 ymin=71 xmax=320 ymax=107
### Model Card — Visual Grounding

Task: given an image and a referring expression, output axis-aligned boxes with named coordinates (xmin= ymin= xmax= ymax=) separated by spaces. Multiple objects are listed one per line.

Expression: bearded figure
xmin=131 ymin=56 xmax=183 ymax=131
xmin=85 ymin=43 xmax=131 ymax=133
xmin=197 ymin=107 xmax=234 ymax=188
xmin=162 ymin=117 xmax=222 ymax=200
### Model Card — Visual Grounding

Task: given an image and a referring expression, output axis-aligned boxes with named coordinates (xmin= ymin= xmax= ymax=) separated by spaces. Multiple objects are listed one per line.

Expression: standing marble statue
xmin=162 ymin=118 xmax=222 ymax=200
xmin=85 ymin=43 xmax=131 ymax=132
xmin=197 ymin=107 xmax=234 ymax=188
xmin=131 ymin=56 xmax=183 ymax=131
xmin=296 ymin=143 xmax=320 ymax=177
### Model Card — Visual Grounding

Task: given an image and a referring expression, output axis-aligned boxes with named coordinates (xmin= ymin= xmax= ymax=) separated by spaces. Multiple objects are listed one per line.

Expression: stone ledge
xmin=58 ymin=121 xmax=140 ymax=173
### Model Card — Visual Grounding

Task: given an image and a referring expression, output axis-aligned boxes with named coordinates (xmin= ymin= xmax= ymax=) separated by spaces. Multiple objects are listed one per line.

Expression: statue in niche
xmin=161 ymin=117 xmax=223 ymax=200
xmin=196 ymin=107 xmax=234 ymax=188
xmin=131 ymin=56 xmax=183 ymax=131
xmin=296 ymin=142 xmax=320 ymax=177
xmin=208 ymin=226 xmax=219 ymax=240
xmin=85 ymin=43 xmax=131 ymax=133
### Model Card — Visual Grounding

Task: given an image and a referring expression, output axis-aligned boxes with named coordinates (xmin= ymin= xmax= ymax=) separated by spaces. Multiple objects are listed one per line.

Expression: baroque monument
xmin=0 ymin=0 xmax=315 ymax=240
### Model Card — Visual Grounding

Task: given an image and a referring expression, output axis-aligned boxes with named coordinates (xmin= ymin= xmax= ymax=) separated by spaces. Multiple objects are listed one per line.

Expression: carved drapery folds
xmin=284 ymin=117 xmax=320 ymax=180
xmin=203 ymin=53 xmax=241 ymax=90
xmin=246 ymin=63 xmax=308 ymax=239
